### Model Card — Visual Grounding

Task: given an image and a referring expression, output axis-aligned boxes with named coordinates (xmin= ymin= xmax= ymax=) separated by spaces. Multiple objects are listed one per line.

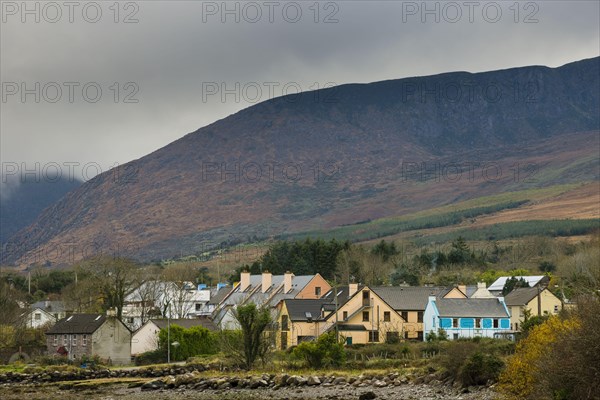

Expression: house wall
xmin=131 ymin=322 xmax=161 ymax=355
xmin=92 ymin=318 xmax=132 ymax=365
xmin=397 ymin=311 xmax=423 ymax=339
xmin=423 ymin=298 xmax=511 ymax=340
xmin=509 ymin=290 xmax=562 ymax=330
xmin=46 ymin=333 xmax=93 ymax=360
xmin=27 ymin=309 xmax=56 ymax=329
xmin=296 ymin=275 xmax=332 ymax=299
xmin=276 ymin=302 xmax=324 ymax=349
xmin=324 ymin=288 xmax=403 ymax=345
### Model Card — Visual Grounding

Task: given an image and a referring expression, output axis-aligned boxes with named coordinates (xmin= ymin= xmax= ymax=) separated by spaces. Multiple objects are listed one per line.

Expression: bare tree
xmin=160 ymin=263 xmax=197 ymax=318
xmin=75 ymin=256 xmax=139 ymax=320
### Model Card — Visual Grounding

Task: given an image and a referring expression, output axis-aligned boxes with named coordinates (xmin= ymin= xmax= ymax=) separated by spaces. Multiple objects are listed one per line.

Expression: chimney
xmin=44 ymin=300 xmax=50 ymax=309
xmin=284 ymin=271 xmax=293 ymax=293
xmin=349 ymin=283 xmax=358 ymax=297
xmin=262 ymin=271 xmax=272 ymax=293
xmin=477 ymin=282 xmax=486 ymax=289
xmin=458 ymin=284 xmax=467 ymax=296
xmin=240 ymin=270 xmax=250 ymax=292
xmin=106 ymin=308 xmax=117 ymax=317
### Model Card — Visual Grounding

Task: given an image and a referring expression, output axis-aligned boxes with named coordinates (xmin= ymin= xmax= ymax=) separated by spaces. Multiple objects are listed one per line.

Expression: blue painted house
xmin=423 ymin=296 xmax=511 ymax=340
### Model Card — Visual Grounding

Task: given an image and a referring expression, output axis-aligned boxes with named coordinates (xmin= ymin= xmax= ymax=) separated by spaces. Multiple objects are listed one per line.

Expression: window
xmin=452 ymin=318 xmax=459 ymax=328
xmin=72 ymin=335 xmax=77 ymax=346
xmin=362 ymin=311 xmax=369 ymax=322
xmin=82 ymin=334 xmax=88 ymax=347
xmin=383 ymin=311 xmax=391 ymax=322
xmin=34 ymin=313 xmax=41 ymax=320
xmin=368 ymin=331 xmax=379 ymax=342
xmin=343 ymin=311 xmax=348 ymax=321
xmin=127 ymin=317 xmax=134 ymax=324
xmin=493 ymin=319 xmax=499 ymax=328
xmin=475 ymin=318 xmax=481 ymax=328
xmin=195 ymin=303 xmax=202 ymax=311
xmin=281 ymin=315 xmax=289 ymax=331
xmin=315 ymin=287 xmax=321 ymax=296
xmin=53 ymin=335 xmax=58 ymax=346
xmin=417 ymin=312 xmax=423 ymax=323
xmin=401 ymin=311 xmax=408 ymax=321
xmin=453 ymin=333 xmax=459 ymax=340
xmin=417 ymin=331 xmax=424 ymax=341
xmin=63 ymin=335 xmax=68 ymax=346
xmin=554 ymin=305 xmax=559 ymax=313
xmin=362 ymin=290 xmax=370 ymax=306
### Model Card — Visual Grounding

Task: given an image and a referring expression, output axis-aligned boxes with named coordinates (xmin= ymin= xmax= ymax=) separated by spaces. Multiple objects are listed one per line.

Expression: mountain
xmin=0 ymin=177 xmax=81 ymax=244
xmin=3 ymin=57 xmax=599 ymax=267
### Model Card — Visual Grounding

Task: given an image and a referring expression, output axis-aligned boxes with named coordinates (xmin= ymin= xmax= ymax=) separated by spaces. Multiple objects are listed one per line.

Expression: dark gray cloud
xmin=1 ymin=0 xmax=598 ymax=183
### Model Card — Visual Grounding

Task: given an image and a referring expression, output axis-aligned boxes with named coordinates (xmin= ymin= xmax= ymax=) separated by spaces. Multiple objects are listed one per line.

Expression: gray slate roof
xmin=31 ymin=300 xmax=66 ymax=313
xmin=209 ymin=286 xmax=233 ymax=305
xmin=371 ymin=286 xmax=447 ymax=311
xmin=504 ymin=287 xmax=542 ymax=306
xmin=151 ymin=318 xmax=218 ymax=331
xmin=434 ymin=298 xmax=509 ymax=318
xmin=283 ymin=299 xmax=328 ymax=321
xmin=46 ymin=314 xmax=106 ymax=334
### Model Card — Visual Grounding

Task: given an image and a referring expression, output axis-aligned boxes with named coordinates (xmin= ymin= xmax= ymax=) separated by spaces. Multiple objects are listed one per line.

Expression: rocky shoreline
xmin=0 ymin=364 xmax=498 ymax=399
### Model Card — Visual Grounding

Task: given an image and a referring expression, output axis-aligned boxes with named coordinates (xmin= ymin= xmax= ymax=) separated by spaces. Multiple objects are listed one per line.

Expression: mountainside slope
xmin=3 ymin=57 xmax=599 ymax=267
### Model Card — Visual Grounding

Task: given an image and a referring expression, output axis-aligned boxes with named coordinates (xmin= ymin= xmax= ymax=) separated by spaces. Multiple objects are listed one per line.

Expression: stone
xmin=358 ymin=391 xmax=377 ymax=400
xmin=308 ymin=376 xmax=321 ymax=386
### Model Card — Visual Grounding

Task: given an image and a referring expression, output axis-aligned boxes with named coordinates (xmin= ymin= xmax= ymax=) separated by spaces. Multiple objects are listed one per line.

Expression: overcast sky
xmin=1 ymin=0 xmax=599 ymax=187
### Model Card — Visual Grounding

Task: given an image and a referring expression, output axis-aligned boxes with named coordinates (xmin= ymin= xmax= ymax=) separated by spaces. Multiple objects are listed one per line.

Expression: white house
xmin=131 ymin=318 xmax=217 ymax=356
xmin=23 ymin=301 xmax=67 ymax=329
xmin=123 ymin=281 xmax=217 ymax=330
xmin=488 ymin=275 xmax=549 ymax=295
xmin=423 ymin=296 xmax=512 ymax=340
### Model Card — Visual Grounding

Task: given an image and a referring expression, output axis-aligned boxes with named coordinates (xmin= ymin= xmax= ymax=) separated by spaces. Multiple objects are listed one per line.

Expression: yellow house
xmin=504 ymin=287 xmax=562 ymax=331
xmin=372 ymin=286 xmax=466 ymax=340
xmin=321 ymin=284 xmax=404 ymax=345
xmin=277 ymin=299 xmax=327 ymax=349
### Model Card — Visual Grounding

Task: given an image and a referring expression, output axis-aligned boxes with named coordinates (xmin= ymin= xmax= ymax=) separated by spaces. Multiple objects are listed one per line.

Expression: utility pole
xmin=334 ymin=277 xmax=339 ymax=342
xmin=167 ymin=302 xmax=171 ymax=364
xmin=537 ymin=285 xmax=542 ymax=316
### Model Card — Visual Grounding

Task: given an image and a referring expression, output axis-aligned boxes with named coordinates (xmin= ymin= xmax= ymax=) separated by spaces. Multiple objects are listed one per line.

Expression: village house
xmin=22 ymin=300 xmax=67 ymax=329
xmin=371 ymin=286 xmax=465 ymax=341
xmin=504 ymin=287 xmax=563 ymax=331
xmin=318 ymin=284 xmax=405 ymax=345
xmin=45 ymin=312 xmax=132 ymax=365
xmin=213 ymin=271 xmax=331 ymax=329
xmin=122 ymin=281 xmax=225 ymax=331
xmin=487 ymin=275 xmax=550 ymax=296
xmin=131 ymin=317 xmax=218 ymax=356
xmin=423 ymin=296 xmax=511 ymax=340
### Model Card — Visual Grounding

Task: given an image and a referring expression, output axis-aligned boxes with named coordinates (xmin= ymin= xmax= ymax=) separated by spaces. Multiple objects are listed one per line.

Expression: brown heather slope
xmin=3 ymin=57 xmax=599 ymax=267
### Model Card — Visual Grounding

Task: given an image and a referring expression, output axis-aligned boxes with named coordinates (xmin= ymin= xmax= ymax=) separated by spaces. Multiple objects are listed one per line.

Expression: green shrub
xmin=158 ymin=324 xmax=217 ymax=361
xmin=134 ymin=349 xmax=166 ymax=366
xmin=459 ymin=352 xmax=504 ymax=386
xmin=293 ymin=332 xmax=346 ymax=369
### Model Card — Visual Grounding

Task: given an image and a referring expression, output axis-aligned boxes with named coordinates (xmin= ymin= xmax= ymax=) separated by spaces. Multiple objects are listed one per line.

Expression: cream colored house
xmin=131 ymin=318 xmax=217 ymax=356
xmin=321 ymin=284 xmax=404 ymax=345
xmin=372 ymin=286 xmax=466 ymax=340
xmin=45 ymin=313 xmax=132 ymax=365
xmin=504 ymin=287 xmax=562 ymax=331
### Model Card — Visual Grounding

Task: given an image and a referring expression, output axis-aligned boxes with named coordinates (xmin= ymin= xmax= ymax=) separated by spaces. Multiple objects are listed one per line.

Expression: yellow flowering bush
xmin=498 ymin=316 xmax=580 ymax=400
